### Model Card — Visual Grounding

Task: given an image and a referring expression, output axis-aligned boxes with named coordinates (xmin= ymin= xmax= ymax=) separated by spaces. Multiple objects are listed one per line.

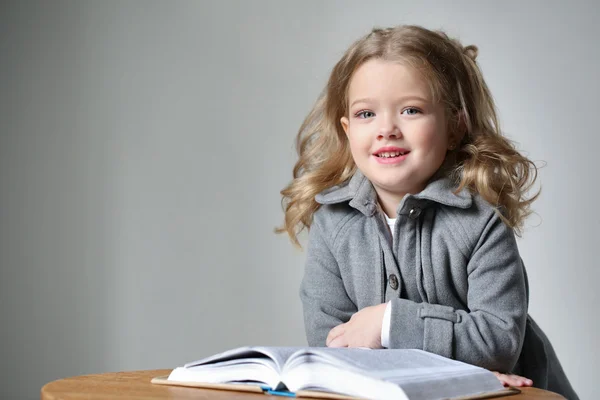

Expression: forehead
xmin=347 ymin=59 xmax=432 ymax=102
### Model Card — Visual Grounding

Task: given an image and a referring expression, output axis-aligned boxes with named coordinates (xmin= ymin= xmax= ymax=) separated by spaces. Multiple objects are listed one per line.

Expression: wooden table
xmin=41 ymin=369 xmax=566 ymax=399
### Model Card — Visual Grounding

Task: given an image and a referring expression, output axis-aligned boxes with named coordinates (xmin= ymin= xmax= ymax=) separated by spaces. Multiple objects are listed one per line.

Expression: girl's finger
xmin=492 ymin=372 xmax=533 ymax=387
xmin=326 ymin=324 xmax=345 ymax=346
xmin=327 ymin=334 xmax=348 ymax=348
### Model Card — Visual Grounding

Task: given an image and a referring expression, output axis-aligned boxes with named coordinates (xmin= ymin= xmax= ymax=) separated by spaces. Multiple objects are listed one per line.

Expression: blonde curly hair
xmin=277 ymin=25 xmax=538 ymax=248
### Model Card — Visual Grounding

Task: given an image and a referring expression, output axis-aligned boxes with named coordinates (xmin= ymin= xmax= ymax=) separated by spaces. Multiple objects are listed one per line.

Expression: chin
xmin=376 ymin=175 xmax=427 ymax=193
xmin=373 ymin=179 xmax=411 ymax=194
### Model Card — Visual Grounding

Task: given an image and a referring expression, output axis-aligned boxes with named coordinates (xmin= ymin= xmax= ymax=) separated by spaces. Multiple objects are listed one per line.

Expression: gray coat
xmin=300 ymin=170 xmax=578 ymax=399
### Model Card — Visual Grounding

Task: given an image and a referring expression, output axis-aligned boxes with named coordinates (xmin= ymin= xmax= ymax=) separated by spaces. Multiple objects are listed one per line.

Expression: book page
xmin=285 ymin=348 xmax=504 ymax=400
xmin=172 ymin=346 xmax=306 ymax=390
xmin=184 ymin=346 xmax=301 ymax=370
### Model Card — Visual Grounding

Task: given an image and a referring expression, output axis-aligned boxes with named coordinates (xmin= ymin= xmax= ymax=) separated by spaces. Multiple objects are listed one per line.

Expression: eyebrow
xmin=350 ymin=96 xmax=429 ymax=108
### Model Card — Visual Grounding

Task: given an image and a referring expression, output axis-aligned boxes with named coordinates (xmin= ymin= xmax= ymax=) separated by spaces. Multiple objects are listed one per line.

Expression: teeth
xmin=378 ymin=151 xmax=405 ymax=158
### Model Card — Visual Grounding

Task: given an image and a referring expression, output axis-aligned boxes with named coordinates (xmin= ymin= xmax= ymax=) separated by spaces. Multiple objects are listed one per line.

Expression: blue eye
xmin=355 ymin=110 xmax=375 ymax=119
xmin=402 ymin=107 xmax=421 ymax=115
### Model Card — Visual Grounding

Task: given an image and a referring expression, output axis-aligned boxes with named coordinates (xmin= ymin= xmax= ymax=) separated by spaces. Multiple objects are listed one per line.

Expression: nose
xmin=377 ymin=114 xmax=402 ymax=139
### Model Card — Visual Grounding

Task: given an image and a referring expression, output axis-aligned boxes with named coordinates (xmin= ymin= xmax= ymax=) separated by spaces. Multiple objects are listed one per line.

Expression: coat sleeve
xmin=299 ymin=216 xmax=357 ymax=346
xmin=387 ymin=211 xmax=528 ymax=372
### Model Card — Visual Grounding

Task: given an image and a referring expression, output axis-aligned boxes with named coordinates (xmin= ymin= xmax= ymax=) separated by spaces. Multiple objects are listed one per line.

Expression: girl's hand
xmin=492 ymin=372 xmax=533 ymax=387
xmin=326 ymin=304 xmax=387 ymax=349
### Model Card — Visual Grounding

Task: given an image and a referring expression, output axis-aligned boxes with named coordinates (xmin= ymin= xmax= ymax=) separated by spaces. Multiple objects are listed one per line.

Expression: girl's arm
xmin=387 ymin=211 xmax=528 ymax=372
xmin=300 ymin=217 xmax=357 ymax=346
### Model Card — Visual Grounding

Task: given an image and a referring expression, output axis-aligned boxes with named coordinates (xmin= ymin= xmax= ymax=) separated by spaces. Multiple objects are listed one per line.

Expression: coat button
xmin=389 ymin=274 xmax=399 ymax=290
xmin=409 ymin=207 xmax=422 ymax=219
xmin=365 ymin=203 xmax=376 ymax=215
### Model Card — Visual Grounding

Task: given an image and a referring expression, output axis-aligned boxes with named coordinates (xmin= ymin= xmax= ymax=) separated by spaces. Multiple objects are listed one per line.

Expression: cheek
xmin=416 ymin=124 xmax=448 ymax=153
xmin=416 ymin=133 xmax=446 ymax=153
xmin=347 ymin=130 xmax=370 ymax=153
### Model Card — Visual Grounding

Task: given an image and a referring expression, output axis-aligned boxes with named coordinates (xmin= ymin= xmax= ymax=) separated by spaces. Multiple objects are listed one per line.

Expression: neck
xmin=376 ymin=191 xmax=404 ymax=218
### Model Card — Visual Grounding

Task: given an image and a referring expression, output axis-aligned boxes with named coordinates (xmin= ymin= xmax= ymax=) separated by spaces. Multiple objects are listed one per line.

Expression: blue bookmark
xmin=265 ymin=389 xmax=296 ymax=397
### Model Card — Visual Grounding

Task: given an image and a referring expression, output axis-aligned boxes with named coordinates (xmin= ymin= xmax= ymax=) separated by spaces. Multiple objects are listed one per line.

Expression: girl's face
xmin=340 ymin=59 xmax=452 ymax=200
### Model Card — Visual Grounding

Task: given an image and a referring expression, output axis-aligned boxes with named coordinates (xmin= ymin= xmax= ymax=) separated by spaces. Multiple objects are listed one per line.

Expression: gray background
xmin=1 ymin=1 xmax=597 ymax=399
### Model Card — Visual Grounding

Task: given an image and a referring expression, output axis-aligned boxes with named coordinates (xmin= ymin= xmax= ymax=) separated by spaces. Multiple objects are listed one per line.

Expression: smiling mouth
xmin=375 ymin=150 xmax=410 ymax=158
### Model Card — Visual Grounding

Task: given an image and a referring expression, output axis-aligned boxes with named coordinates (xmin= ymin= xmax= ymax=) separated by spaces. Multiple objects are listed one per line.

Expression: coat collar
xmin=315 ymin=169 xmax=472 ymax=217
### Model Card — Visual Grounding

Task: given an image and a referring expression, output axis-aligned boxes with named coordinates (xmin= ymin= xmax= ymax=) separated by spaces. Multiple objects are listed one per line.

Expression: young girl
xmin=278 ymin=25 xmax=578 ymax=399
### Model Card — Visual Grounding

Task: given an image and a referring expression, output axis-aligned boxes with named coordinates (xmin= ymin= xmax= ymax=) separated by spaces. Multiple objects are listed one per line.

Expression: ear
xmin=340 ymin=116 xmax=349 ymax=136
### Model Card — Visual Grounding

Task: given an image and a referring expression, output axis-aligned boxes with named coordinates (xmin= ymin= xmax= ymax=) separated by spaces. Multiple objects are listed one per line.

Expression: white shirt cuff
xmin=381 ymin=300 xmax=392 ymax=348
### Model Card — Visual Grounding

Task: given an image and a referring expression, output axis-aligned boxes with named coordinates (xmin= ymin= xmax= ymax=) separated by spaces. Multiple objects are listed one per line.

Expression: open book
xmin=151 ymin=346 xmax=519 ymax=400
